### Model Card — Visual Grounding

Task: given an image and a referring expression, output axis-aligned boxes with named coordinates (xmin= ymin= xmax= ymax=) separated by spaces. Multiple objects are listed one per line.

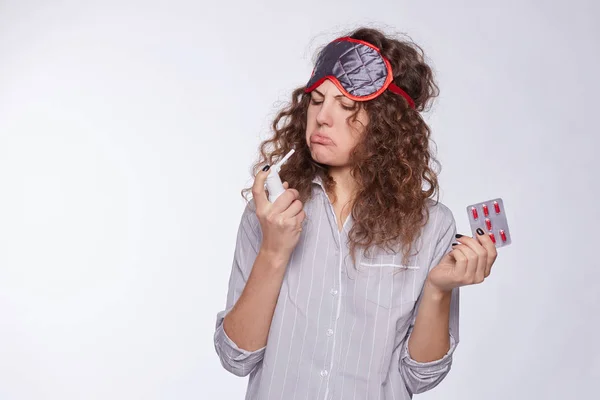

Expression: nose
xmin=315 ymin=99 xmax=333 ymax=127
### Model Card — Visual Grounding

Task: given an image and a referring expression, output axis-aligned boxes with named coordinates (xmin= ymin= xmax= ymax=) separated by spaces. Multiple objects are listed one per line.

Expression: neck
xmin=328 ymin=165 xmax=356 ymax=205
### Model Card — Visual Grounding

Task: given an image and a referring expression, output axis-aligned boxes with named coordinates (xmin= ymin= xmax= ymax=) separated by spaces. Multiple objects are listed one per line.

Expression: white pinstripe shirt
xmin=214 ymin=175 xmax=460 ymax=399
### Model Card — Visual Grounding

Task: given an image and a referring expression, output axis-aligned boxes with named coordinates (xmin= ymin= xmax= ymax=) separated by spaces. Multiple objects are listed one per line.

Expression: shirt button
xmin=330 ymin=288 xmax=338 ymax=296
xmin=320 ymin=369 xmax=329 ymax=377
xmin=326 ymin=329 xmax=334 ymax=337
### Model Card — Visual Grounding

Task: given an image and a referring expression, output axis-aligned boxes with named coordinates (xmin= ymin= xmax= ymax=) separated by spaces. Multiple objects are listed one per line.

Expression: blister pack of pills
xmin=466 ymin=198 xmax=511 ymax=248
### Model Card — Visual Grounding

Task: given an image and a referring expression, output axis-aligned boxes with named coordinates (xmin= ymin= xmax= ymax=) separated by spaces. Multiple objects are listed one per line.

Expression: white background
xmin=1 ymin=0 xmax=598 ymax=399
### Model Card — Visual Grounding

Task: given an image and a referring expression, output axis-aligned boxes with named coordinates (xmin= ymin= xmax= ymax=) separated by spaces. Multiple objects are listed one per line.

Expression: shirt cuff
xmin=215 ymin=321 xmax=267 ymax=362
xmin=400 ymin=329 xmax=457 ymax=369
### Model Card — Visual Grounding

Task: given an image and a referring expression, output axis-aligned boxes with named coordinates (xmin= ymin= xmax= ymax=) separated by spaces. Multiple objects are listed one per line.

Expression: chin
xmin=309 ymin=146 xmax=332 ymax=163
xmin=310 ymin=152 xmax=345 ymax=168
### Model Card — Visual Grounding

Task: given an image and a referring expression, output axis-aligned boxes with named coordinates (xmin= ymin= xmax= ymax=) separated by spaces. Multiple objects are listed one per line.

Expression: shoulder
xmin=244 ymin=198 xmax=257 ymax=214
xmin=424 ymin=198 xmax=456 ymax=235
xmin=240 ymin=198 xmax=261 ymax=234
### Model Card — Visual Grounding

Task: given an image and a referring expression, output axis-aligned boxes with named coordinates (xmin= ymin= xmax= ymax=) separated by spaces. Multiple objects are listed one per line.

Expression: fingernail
xmin=476 ymin=228 xmax=484 ymax=235
xmin=452 ymin=242 xmax=459 ymax=246
xmin=455 ymin=234 xmax=463 ymax=238
xmin=262 ymin=165 xmax=270 ymax=171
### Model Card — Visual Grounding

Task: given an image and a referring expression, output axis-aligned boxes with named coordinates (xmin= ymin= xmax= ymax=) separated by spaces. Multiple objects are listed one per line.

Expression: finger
xmin=294 ymin=209 xmax=306 ymax=227
xmin=456 ymin=234 xmax=487 ymax=281
xmin=282 ymin=181 xmax=289 ymax=189
xmin=449 ymin=247 xmax=468 ymax=276
xmin=462 ymin=245 xmax=484 ymax=283
xmin=474 ymin=228 xmax=498 ymax=276
xmin=271 ymin=188 xmax=299 ymax=213
xmin=252 ymin=165 xmax=273 ymax=211
xmin=281 ymin=199 xmax=304 ymax=219
xmin=452 ymin=244 xmax=478 ymax=283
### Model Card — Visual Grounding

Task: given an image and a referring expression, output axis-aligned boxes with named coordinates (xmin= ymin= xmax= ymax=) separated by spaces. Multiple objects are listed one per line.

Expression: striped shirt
xmin=214 ymin=175 xmax=460 ymax=399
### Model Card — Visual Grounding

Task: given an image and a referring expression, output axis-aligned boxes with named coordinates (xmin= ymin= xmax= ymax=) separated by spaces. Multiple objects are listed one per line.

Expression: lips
xmin=310 ymin=133 xmax=333 ymax=145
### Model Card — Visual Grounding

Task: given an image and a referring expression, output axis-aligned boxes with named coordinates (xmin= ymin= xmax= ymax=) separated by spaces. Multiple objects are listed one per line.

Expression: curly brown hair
xmin=241 ymin=27 xmax=442 ymax=267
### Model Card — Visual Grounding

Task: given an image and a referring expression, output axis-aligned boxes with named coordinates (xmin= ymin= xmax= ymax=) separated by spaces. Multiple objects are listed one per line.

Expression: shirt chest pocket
xmin=350 ymin=251 xmax=423 ymax=309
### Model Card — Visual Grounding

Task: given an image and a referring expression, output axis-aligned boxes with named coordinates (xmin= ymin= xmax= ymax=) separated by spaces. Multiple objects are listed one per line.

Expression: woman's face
xmin=305 ymin=80 xmax=369 ymax=167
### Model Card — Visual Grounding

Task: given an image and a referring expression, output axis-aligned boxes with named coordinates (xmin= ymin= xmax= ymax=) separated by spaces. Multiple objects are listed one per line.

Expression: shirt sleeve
xmin=399 ymin=205 xmax=460 ymax=394
xmin=213 ymin=201 xmax=266 ymax=377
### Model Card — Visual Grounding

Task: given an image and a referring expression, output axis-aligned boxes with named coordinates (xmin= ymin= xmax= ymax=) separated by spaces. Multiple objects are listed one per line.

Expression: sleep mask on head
xmin=305 ymin=36 xmax=415 ymax=109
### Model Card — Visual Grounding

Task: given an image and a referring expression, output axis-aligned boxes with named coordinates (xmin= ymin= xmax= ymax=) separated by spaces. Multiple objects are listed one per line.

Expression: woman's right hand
xmin=252 ymin=166 xmax=306 ymax=261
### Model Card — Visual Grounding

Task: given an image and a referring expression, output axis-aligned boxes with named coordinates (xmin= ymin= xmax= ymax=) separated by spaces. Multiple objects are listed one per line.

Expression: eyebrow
xmin=313 ymin=89 xmax=350 ymax=100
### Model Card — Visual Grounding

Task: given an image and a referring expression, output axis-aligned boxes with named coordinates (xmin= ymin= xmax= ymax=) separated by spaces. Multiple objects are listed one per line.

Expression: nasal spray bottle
xmin=265 ymin=149 xmax=295 ymax=203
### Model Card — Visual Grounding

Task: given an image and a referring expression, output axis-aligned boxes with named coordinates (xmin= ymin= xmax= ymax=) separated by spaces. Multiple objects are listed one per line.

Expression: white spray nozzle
xmin=265 ymin=148 xmax=295 ymax=203
xmin=273 ymin=148 xmax=295 ymax=172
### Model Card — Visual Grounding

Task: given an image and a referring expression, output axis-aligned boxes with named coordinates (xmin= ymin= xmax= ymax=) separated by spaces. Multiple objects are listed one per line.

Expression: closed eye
xmin=310 ymin=98 xmax=355 ymax=111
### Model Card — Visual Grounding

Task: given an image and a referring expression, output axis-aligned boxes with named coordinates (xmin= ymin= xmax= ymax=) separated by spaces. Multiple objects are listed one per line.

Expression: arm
xmin=407 ymin=280 xmax=455 ymax=362
xmin=213 ymin=203 xmax=289 ymax=377
xmin=399 ymin=209 xmax=460 ymax=394
xmin=223 ymin=248 xmax=288 ymax=351
xmin=215 ymin=168 xmax=306 ymax=377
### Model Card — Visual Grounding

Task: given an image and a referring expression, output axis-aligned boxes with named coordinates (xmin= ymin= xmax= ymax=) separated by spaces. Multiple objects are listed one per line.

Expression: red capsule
xmin=471 ymin=207 xmax=479 ymax=220
xmin=489 ymin=232 xmax=496 ymax=243
xmin=482 ymin=204 xmax=489 ymax=217
xmin=494 ymin=201 xmax=501 ymax=214
xmin=485 ymin=218 xmax=492 ymax=230
xmin=500 ymin=229 xmax=507 ymax=242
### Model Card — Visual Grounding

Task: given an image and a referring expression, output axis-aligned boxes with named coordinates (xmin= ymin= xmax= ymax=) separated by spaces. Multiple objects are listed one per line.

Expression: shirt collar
xmin=311 ymin=175 xmax=324 ymax=187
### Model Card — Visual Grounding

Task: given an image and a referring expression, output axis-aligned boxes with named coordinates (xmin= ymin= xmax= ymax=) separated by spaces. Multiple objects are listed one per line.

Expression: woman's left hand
xmin=426 ymin=228 xmax=498 ymax=294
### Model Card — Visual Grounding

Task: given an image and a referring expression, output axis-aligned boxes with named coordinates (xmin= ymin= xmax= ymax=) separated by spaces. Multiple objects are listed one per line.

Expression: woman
xmin=214 ymin=27 xmax=497 ymax=399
